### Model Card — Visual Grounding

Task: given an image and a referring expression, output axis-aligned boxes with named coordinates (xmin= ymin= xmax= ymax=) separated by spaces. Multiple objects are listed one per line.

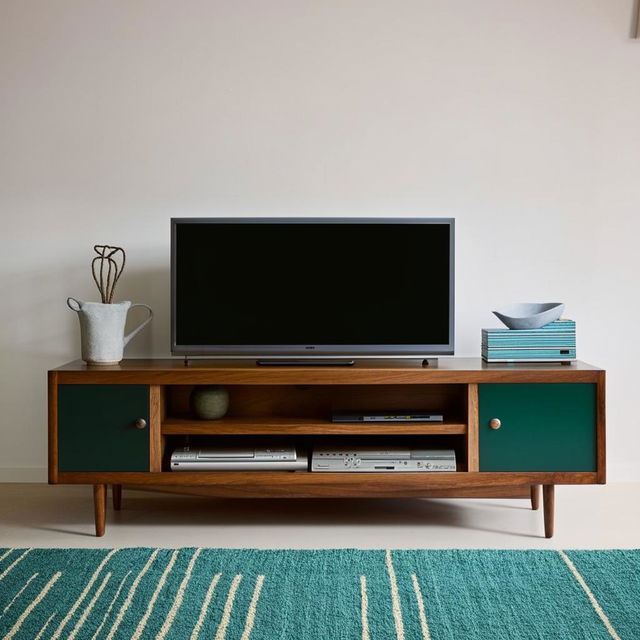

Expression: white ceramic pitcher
xmin=67 ymin=298 xmax=153 ymax=365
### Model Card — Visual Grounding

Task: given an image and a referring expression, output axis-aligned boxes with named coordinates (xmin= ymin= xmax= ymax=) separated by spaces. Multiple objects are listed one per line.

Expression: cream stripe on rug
xmin=131 ymin=549 xmax=180 ymax=640
xmin=360 ymin=576 xmax=371 ymax=640
xmin=92 ymin=571 xmax=132 ymax=640
xmin=34 ymin=612 xmax=57 ymax=640
xmin=558 ymin=550 xmax=621 ymax=640
xmin=411 ymin=574 xmax=432 ymax=640
xmin=106 ymin=548 xmax=160 ymax=640
xmin=52 ymin=548 xmax=118 ymax=640
xmin=155 ymin=548 xmax=202 ymax=640
xmin=385 ymin=550 xmax=405 ymax=640
xmin=190 ymin=572 xmax=222 ymax=640
xmin=67 ymin=572 xmax=111 ymax=640
xmin=0 ymin=549 xmax=32 ymax=583
xmin=2 ymin=573 xmax=38 ymax=616
xmin=0 ymin=549 xmax=14 ymax=565
xmin=215 ymin=574 xmax=243 ymax=640
xmin=4 ymin=571 xmax=61 ymax=640
xmin=240 ymin=575 xmax=265 ymax=640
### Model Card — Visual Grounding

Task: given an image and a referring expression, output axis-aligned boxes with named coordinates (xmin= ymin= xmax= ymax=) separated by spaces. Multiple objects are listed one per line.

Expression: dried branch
xmin=92 ymin=245 xmax=126 ymax=303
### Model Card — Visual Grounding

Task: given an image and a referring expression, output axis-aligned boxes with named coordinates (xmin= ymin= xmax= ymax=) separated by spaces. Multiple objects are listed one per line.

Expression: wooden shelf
xmin=161 ymin=415 xmax=468 ymax=436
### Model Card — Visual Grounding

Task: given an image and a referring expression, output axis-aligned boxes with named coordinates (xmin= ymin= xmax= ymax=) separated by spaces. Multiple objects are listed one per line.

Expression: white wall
xmin=1 ymin=0 xmax=639 ymax=481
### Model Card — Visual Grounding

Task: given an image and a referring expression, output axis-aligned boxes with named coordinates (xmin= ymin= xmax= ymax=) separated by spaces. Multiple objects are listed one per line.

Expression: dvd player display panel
xmin=195 ymin=446 xmax=297 ymax=461
xmin=311 ymin=447 xmax=456 ymax=472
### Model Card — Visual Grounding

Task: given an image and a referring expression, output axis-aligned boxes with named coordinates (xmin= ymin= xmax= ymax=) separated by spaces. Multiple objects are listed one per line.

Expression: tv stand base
xmin=256 ymin=359 xmax=355 ymax=366
xmin=47 ymin=358 xmax=605 ymax=538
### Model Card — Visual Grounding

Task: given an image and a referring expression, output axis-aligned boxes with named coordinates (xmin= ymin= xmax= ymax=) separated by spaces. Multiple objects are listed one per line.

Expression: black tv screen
xmin=172 ymin=218 xmax=454 ymax=357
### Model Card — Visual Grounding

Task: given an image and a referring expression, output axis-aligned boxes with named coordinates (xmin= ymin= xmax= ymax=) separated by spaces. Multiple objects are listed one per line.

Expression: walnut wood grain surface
xmin=530 ymin=484 xmax=540 ymax=510
xmin=543 ymin=484 xmax=555 ymax=538
xmin=466 ymin=383 xmax=479 ymax=472
xmin=128 ymin=484 xmax=532 ymax=500
xmin=48 ymin=371 xmax=58 ymax=483
xmin=596 ymin=371 xmax=606 ymax=483
xmin=58 ymin=471 xmax=598 ymax=499
xmin=161 ymin=416 xmax=467 ymax=436
xmin=52 ymin=358 xmax=603 ymax=385
xmin=93 ymin=484 xmax=107 ymax=536
xmin=149 ymin=386 xmax=162 ymax=472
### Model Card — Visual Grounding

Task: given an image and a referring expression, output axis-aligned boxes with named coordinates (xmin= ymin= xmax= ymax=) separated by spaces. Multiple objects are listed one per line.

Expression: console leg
xmin=530 ymin=485 xmax=540 ymax=510
xmin=543 ymin=485 xmax=554 ymax=538
xmin=112 ymin=484 xmax=122 ymax=511
xmin=93 ymin=484 xmax=107 ymax=537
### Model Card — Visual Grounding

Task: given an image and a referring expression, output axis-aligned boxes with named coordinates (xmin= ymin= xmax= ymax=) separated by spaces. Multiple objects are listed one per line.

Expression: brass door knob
xmin=489 ymin=418 xmax=502 ymax=430
xmin=134 ymin=418 xmax=147 ymax=430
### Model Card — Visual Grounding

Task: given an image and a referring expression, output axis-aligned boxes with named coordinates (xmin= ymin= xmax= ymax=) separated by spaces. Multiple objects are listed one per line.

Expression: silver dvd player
xmin=170 ymin=445 xmax=308 ymax=471
xmin=311 ymin=445 xmax=456 ymax=472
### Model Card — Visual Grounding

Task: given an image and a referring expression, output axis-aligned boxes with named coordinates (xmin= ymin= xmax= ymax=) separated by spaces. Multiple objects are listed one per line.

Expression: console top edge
xmin=51 ymin=358 xmax=603 ymax=372
xmin=50 ymin=358 xmax=603 ymax=384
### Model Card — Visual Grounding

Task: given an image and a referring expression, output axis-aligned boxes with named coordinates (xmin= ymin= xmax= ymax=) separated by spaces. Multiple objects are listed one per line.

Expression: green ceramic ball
xmin=190 ymin=386 xmax=229 ymax=420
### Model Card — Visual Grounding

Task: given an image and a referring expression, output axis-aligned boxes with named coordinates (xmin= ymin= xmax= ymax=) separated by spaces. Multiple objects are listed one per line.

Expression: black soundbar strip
xmin=256 ymin=359 xmax=355 ymax=367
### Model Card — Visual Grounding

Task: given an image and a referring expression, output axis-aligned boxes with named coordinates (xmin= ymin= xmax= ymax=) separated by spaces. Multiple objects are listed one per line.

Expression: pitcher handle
xmin=67 ymin=297 xmax=82 ymax=312
xmin=124 ymin=304 xmax=153 ymax=345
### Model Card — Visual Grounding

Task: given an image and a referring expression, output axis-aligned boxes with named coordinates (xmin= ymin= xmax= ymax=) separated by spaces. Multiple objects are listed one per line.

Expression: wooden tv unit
xmin=48 ymin=358 xmax=605 ymax=537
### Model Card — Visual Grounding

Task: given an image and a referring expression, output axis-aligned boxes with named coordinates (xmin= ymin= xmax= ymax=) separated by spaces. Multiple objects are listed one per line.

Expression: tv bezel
xmin=171 ymin=217 xmax=455 ymax=358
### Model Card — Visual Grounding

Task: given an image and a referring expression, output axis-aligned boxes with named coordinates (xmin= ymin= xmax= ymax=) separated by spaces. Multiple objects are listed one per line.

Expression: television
xmin=171 ymin=218 xmax=454 ymax=359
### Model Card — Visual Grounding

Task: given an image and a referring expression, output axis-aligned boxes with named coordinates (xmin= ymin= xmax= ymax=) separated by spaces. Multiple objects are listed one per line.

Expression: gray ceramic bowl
xmin=492 ymin=303 xmax=565 ymax=330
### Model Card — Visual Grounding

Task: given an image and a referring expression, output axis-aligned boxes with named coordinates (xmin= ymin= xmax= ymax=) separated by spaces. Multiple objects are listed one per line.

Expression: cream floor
xmin=0 ymin=483 xmax=638 ymax=549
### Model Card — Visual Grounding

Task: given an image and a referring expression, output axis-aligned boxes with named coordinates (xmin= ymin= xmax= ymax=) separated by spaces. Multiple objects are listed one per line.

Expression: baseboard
xmin=0 ymin=467 xmax=48 ymax=482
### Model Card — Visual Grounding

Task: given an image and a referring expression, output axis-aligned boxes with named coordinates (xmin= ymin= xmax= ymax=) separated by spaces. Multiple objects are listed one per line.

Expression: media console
xmin=48 ymin=358 xmax=605 ymax=537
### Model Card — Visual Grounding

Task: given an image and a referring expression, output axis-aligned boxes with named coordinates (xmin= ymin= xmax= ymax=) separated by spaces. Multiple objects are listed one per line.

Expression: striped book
xmin=483 ymin=348 xmax=576 ymax=360
xmin=482 ymin=319 xmax=576 ymax=363
xmin=483 ymin=337 xmax=576 ymax=347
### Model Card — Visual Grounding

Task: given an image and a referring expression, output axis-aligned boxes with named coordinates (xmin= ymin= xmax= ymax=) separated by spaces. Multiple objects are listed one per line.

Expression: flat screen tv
xmin=171 ymin=218 xmax=454 ymax=358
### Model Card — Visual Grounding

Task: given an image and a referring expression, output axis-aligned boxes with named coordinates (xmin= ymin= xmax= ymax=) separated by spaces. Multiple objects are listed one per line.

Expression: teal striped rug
xmin=0 ymin=548 xmax=637 ymax=639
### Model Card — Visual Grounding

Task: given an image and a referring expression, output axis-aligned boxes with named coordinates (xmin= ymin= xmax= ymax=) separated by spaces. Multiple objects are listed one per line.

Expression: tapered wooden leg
xmin=112 ymin=484 xmax=122 ymax=511
xmin=543 ymin=484 xmax=554 ymax=538
xmin=93 ymin=484 xmax=107 ymax=537
xmin=530 ymin=485 xmax=540 ymax=511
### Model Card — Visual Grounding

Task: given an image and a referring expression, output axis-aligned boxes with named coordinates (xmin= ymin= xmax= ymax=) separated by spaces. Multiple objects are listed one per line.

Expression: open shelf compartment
xmin=161 ymin=383 xmax=469 ymax=435
xmin=161 ymin=432 xmax=468 ymax=475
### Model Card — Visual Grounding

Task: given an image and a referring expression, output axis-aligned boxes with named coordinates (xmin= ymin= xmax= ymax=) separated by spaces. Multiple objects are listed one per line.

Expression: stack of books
xmin=482 ymin=319 xmax=576 ymax=363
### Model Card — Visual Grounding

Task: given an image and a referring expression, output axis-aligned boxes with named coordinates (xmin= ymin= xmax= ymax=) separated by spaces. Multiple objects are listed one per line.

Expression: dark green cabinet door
xmin=479 ymin=383 xmax=596 ymax=472
xmin=58 ymin=385 xmax=149 ymax=472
